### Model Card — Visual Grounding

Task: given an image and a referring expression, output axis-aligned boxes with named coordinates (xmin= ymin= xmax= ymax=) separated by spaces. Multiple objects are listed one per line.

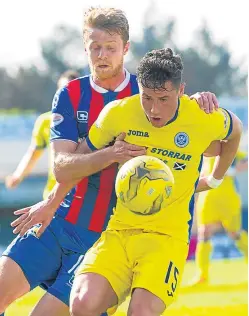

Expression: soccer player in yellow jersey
xmin=5 ymin=70 xmax=79 ymax=199
xmin=69 ymin=48 xmax=243 ymax=316
xmin=193 ymin=150 xmax=248 ymax=284
xmin=1 ymin=7 xmax=220 ymax=316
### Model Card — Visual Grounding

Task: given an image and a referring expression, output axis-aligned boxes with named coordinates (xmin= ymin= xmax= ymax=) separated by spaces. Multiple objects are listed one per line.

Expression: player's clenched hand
xmin=190 ymin=92 xmax=219 ymax=114
xmin=5 ymin=174 xmax=21 ymax=189
xmin=111 ymin=132 xmax=147 ymax=164
xmin=11 ymin=199 xmax=57 ymax=238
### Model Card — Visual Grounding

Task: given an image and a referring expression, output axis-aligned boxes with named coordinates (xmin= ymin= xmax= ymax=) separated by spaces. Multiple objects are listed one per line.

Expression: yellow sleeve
xmin=86 ymin=100 xmax=122 ymax=150
xmin=206 ymin=108 xmax=233 ymax=141
xmin=31 ymin=114 xmax=48 ymax=149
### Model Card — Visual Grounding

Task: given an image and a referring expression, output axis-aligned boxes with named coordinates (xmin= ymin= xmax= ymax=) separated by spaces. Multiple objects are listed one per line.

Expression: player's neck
xmin=93 ymin=68 xmax=126 ymax=91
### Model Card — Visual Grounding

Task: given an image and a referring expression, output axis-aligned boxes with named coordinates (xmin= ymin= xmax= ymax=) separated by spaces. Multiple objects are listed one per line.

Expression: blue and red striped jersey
xmin=50 ymin=70 xmax=139 ymax=232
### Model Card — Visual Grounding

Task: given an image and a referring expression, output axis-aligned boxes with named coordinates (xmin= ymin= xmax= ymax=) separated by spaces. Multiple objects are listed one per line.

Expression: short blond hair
xmin=83 ymin=7 xmax=129 ymax=44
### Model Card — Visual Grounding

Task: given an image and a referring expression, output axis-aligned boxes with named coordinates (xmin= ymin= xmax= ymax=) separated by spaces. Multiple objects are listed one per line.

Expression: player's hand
xmin=5 ymin=174 xmax=21 ymax=189
xmin=190 ymin=92 xmax=219 ymax=114
xmin=11 ymin=199 xmax=57 ymax=238
xmin=111 ymin=132 xmax=147 ymax=164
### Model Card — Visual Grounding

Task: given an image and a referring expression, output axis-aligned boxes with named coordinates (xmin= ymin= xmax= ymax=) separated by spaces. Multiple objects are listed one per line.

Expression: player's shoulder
xmin=107 ymin=94 xmax=140 ymax=110
xmin=67 ymin=74 xmax=89 ymax=86
xmin=57 ymin=75 xmax=89 ymax=95
xmin=180 ymin=94 xmax=204 ymax=114
xmin=120 ymin=94 xmax=140 ymax=106
xmin=180 ymin=94 xmax=227 ymax=122
xmin=112 ymin=94 xmax=140 ymax=115
xmin=62 ymin=75 xmax=89 ymax=92
xmin=179 ymin=95 xmax=207 ymax=125
xmin=129 ymin=72 xmax=138 ymax=81
xmin=52 ymin=76 xmax=87 ymax=109
xmin=97 ymin=95 xmax=140 ymax=122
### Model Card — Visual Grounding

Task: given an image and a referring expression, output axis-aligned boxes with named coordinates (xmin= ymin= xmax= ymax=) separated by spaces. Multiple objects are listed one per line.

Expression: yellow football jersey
xmin=31 ymin=111 xmax=56 ymax=198
xmin=86 ymin=94 xmax=232 ymax=242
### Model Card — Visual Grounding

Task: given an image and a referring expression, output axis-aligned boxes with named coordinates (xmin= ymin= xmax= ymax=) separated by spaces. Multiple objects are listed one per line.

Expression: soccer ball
xmin=115 ymin=155 xmax=174 ymax=215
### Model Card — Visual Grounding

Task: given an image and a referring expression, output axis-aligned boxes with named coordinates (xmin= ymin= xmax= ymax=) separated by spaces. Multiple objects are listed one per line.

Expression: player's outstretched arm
xmin=196 ymin=112 xmax=243 ymax=192
xmin=5 ymin=147 xmax=43 ymax=189
xmin=5 ymin=113 xmax=48 ymax=189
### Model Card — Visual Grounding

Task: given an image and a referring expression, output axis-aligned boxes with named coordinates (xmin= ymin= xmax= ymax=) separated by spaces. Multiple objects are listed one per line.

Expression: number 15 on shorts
xmin=165 ymin=261 xmax=179 ymax=297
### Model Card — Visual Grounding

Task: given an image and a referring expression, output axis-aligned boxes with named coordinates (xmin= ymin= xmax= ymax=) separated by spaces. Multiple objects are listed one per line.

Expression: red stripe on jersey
xmin=116 ymin=82 xmax=131 ymax=100
xmin=64 ymin=79 xmax=82 ymax=224
xmin=67 ymin=79 xmax=81 ymax=115
xmin=65 ymin=178 xmax=89 ymax=224
xmin=88 ymin=88 xmax=104 ymax=129
xmin=87 ymin=82 xmax=133 ymax=231
xmin=88 ymin=165 xmax=117 ymax=232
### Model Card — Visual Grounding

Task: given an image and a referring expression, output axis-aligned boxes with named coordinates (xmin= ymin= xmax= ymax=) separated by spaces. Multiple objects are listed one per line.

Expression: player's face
xmin=139 ymin=81 xmax=185 ymax=128
xmin=84 ymin=28 xmax=129 ymax=80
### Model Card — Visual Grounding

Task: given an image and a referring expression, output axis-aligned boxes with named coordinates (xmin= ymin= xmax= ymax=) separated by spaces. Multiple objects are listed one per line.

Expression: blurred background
xmin=0 ymin=0 xmax=247 ymax=315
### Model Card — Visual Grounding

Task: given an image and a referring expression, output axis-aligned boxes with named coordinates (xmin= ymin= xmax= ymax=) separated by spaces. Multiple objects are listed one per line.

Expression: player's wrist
xmin=104 ymin=146 xmax=117 ymax=164
xmin=206 ymin=175 xmax=224 ymax=189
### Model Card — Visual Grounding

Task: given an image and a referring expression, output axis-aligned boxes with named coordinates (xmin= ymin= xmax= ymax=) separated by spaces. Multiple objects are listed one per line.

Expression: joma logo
xmin=127 ymin=130 xmax=149 ymax=137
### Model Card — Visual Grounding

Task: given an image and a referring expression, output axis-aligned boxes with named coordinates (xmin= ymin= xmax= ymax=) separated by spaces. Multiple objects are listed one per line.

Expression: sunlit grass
xmin=6 ymin=258 xmax=247 ymax=316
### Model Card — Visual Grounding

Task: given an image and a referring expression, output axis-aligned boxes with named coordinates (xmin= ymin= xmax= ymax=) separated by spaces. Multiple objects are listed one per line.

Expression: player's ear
xmin=178 ymin=82 xmax=185 ymax=97
xmin=123 ymin=41 xmax=130 ymax=55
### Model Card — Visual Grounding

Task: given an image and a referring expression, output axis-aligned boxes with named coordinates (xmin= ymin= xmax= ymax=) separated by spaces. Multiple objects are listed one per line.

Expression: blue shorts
xmin=2 ymin=215 xmax=100 ymax=306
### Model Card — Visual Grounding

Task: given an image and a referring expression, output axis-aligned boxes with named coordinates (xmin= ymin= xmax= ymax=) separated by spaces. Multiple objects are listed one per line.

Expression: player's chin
xmin=95 ymin=68 xmax=113 ymax=79
xmin=150 ymin=117 xmax=165 ymax=128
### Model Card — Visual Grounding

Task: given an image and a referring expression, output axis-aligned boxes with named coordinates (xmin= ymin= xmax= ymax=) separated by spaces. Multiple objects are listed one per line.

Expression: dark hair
xmin=59 ymin=70 xmax=80 ymax=81
xmin=83 ymin=7 xmax=129 ymax=44
xmin=137 ymin=48 xmax=183 ymax=90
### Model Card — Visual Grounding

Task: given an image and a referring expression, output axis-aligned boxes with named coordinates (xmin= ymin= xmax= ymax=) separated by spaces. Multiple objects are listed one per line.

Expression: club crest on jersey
xmin=174 ymin=132 xmax=189 ymax=148
xmin=77 ymin=111 xmax=88 ymax=123
xmin=51 ymin=113 xmax=64 ymax=127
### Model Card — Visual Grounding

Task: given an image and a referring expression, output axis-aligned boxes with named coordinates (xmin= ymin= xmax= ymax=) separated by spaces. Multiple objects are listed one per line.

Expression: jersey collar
xmin=90 ymin=69 xmax=130 ymax=93
xmin=165 ymin=98 xmax=180 ymax=126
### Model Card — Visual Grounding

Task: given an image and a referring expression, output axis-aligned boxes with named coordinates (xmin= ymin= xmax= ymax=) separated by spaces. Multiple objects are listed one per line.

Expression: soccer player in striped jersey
xmin=0 ymin=8 xmax=143 ymax=316
xmin=0 ymin=7 xmax=221 ymax=316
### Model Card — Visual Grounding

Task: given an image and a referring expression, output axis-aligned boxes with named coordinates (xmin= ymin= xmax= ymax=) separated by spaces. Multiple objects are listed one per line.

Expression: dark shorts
xmin=2 ymin=215 xmax=100 ymax=305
